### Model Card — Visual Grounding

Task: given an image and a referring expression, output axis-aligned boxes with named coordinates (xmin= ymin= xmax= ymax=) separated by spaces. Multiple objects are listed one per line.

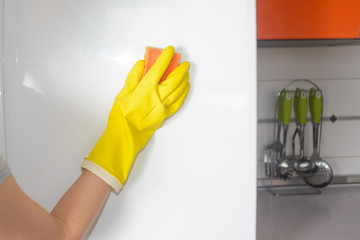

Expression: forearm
xmin=51 ymin=169 xmax=111 ymax=240
xmin=0 ymin=170 xmax=111 ymax=240
xmin=0 ymin=174 xmax=68 ymax=240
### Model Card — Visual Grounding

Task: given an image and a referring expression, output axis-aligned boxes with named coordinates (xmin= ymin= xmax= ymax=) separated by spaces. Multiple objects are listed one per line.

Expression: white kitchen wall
xmin=4 ymin=0 xmax=257 ymax=239
xmin=258 ymin=45 xmax=360 ymax=180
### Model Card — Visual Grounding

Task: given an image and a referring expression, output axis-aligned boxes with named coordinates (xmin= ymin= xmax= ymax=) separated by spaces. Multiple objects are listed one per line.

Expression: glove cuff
xmin=81 ymin=159 xmax=122 ymax=193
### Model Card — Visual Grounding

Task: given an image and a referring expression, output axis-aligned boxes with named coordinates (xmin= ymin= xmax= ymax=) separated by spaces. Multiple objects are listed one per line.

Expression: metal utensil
xmin=277 ymin=89 xmax=293 ymax=180
xmin=303 ymin=88 xmax=333 ymax=187
xmin=293 ymin=88 xmax=317 ymax=177
xmin=264 ymin=92 xmax=284 ymax=177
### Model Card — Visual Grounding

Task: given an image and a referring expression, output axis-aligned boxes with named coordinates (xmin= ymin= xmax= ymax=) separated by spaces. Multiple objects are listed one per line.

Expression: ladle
xmin=303 ymin=88 xmax=333 ymax=187
xmin=293 ymin=88 xmax=317 ymax=176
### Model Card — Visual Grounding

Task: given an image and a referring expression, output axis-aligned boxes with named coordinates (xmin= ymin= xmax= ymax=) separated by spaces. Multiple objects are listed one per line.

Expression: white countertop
xmin=257 ymin=185 xmax=360 ymax=240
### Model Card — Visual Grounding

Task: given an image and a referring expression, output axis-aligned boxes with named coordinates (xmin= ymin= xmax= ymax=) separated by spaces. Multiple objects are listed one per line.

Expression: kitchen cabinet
xmin=257 ymin=0 xmax=360 ymax=46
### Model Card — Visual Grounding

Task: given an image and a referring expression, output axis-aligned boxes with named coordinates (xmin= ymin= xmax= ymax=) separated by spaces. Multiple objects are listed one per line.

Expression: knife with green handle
xmin=294 ymin=88 xmax=308 ymax=125
xmin=282 ymin=90 xmax=292 ymax=126
xmin=277 ymin=89 xmax=284 ymax=124
xmin=309 ymin=88 xmax=323 ymax=155
xmin=309 ymin=88 xmax=322 ymax=125
xmin=293 ymin=88 xmax=300 ymax=123
xmin=309 ymin=88 xmax=315 ymax=118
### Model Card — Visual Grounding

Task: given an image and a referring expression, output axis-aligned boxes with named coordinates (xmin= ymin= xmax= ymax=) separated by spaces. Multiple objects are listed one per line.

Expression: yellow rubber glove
xmin=82 ymin=46 xmax=190 ymax=193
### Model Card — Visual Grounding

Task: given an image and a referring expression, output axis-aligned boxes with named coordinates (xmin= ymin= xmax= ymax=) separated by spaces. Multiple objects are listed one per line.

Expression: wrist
xmin=81 ymin=160 xmax=122 ymax=193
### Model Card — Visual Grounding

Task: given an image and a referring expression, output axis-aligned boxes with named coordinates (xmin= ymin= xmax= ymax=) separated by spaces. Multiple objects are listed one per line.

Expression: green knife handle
xmin=282 ymin=90 xmax=292 ymax=125
xmin=294 ymin=88 xmax=299 ymax=123
xmin=309 ymin=88 xmax=315 ymax=114
xmin=310 ymin=89 xmax=323 ymax=124
xmin=294 ymin=88 xmax=308 ymax=125
xmin=277 ymin=90 xmax=284 ymax=123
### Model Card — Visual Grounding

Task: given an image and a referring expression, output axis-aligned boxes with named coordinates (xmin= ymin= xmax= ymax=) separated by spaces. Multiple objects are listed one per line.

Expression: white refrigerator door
xmin=4 ymin=0 xmax=257 ymax=239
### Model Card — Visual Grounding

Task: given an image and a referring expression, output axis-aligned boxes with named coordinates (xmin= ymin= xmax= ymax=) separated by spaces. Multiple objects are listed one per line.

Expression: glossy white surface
xmin=4 ymin=0 xmax=257 ymax=239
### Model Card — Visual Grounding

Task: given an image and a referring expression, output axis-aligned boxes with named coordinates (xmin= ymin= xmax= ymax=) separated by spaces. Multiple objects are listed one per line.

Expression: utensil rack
xmin=265 ymin=79 xmax=327 ymax=196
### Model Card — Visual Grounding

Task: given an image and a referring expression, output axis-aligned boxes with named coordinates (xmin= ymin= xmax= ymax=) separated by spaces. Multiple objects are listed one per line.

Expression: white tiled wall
xmin=257 ymin=45 xmax=360 ymax=180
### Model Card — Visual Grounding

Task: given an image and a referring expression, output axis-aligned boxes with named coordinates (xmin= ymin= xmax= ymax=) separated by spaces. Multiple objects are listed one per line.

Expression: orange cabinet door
xmin=257 ymin=0 xmax=360 ymax=40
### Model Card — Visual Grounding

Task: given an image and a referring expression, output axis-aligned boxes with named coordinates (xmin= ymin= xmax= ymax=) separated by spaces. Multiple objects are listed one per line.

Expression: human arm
xmin=0 ymin=46 xmax=190 ymax=239
xmin=51 ymin=169 xmax=111 ymax=239
xmin=0 ymin=170 xmax=110 ymax=240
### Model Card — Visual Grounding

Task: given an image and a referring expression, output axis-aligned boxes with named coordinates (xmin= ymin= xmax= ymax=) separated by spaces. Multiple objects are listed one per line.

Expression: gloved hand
xmin=82 ymin=46 xmax=190 ymax=192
